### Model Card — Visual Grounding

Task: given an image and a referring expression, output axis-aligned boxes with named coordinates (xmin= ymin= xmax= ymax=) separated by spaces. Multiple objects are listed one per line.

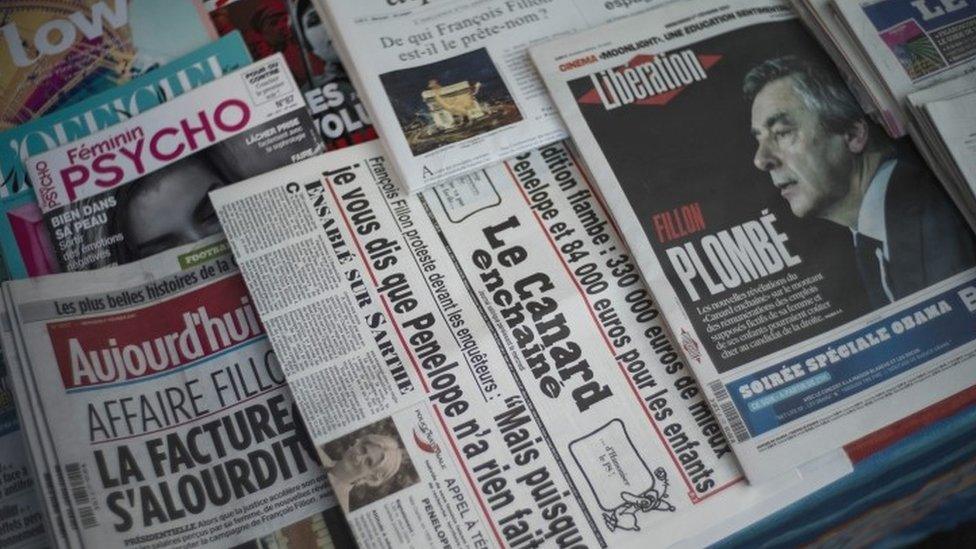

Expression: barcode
xmin=709 ymin=381 xmax=751 ymax=443
xmin=43 ymin=472 xmax=69 ymax=539
xmin=54 ymin=468 xmax=79 ymax=532
xmin=65 ymin=463 xmax=98 ymax=529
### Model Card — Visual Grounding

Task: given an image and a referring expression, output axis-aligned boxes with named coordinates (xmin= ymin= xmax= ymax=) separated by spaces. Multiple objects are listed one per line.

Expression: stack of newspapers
xmin=791 ymin=0 xmax=976 ymax=138
xmin=907 ymin=74 xmax=976 ymax=231
xmin=1 ymin=0 xmax=976 ymax=548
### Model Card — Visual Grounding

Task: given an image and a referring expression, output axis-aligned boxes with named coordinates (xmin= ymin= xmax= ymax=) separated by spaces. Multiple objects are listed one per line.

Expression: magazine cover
xmin=26 ymin=53 xmax=323 ymax=272
xmin=532 ymin=0 xmax=976 ymax=481
xmin=206 ymin=0 xmax=377 ymax=150
xmin=0 ymin=0 xmax=216 ymax=131
xmin=0 ymin=33 xmax=253 ymax=280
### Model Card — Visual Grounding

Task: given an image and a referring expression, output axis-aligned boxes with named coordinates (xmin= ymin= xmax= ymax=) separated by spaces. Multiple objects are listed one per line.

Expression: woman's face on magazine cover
xmin=301 ymin=7 xmax=338 ymax=65
xmin=122 ymin=156 xmax=224 ymax=259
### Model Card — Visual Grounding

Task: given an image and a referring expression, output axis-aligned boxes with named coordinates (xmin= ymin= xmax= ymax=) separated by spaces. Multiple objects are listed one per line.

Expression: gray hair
xmin=743 ymin=56 xmax=864 ymax=135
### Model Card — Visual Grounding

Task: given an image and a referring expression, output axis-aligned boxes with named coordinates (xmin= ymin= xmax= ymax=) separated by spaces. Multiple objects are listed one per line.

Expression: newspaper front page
xmin=211 ymin=140 xmax=848 ymax=548
xmin=25 ymin=53 xmax=323 ymax=273
xmin=313 ymin=0 xmax=674 ymax=192
xmin=0 ymin=237 xmax=338 ymax=548
xmin=531 ymin=0 xmax=976 ymax=482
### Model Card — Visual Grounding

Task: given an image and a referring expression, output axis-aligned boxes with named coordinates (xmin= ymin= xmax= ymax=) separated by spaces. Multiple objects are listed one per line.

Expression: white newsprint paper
xmin=312 ymin=0 xmax=674 ymax=193
xmin=0 ymin=237 xmax=342 ymax=548
xmin=531 ymin=0 xmax=976 ymax=482
xmin=908 ymin=73 xmax=976 ymax=232
xmin=211 ymin=140 xmax=848 ymax=548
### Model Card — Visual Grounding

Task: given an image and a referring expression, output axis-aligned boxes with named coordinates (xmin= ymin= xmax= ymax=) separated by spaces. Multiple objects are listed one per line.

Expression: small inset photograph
xmin=319 ymin=417 xmax=420 ymax=512
xmin=879 ymin=20 xmax=946 ymax=81
xmin=379 ymin=48 xmax=523 ymax=156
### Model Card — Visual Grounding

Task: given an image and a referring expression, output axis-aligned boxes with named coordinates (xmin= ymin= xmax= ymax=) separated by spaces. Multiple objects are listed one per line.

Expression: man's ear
xmin=844 ymin=119 xmax=869 ymax=153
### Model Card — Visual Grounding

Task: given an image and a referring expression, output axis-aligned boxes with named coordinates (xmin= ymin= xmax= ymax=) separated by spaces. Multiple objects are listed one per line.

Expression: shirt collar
xmin=852 ymin=159 xmax=897 ymax=259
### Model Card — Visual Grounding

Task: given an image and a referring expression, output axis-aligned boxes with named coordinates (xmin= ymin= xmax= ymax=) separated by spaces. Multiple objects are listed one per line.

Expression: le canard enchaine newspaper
xmin=530 ymin=0 xmax=976 ymax=483
xmin=25 ymin=53 xmax=323 ymax=273
xmin=210 ymin=140 xmax=849 ymax=549
xmin=0 ymin=236 xmax=340 ymax=548
xmin=313 ymin=0 xmax=676 ymax=193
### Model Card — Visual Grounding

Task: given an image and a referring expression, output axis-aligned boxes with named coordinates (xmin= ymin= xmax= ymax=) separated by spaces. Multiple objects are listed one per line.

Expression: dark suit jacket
xmin=876 ymin=161 xmax=976 ymax=304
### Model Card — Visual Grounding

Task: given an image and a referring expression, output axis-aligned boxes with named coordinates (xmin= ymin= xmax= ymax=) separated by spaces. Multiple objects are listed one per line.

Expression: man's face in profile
xmin=750 ymin=77 xmax=853 ymax=219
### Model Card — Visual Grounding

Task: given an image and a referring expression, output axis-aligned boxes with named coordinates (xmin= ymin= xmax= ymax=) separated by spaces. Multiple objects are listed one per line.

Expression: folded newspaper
xmin=0 ymin=367 xmax=44 ymax=548
xmin=0 ymin=0 xmax=216 ymax=132
xmin=0 ymin=33 xmax=253 ymax=280
xmin=25 ymin=53 xmax=323 ymax=273
xmin=828 ymin=0 xmax=976 ymax=137
xmin=907 ymin=73 xmax=976 ymax=233
xmin=0 ymin=236 xmax=343 ymax=548
xmin=531 ymin=0 xmax=976 ymax=482
xmin=210 ymin=140 xmax=848 ymax=548
xmin=312 ymin=0 xmax=674 ymax=192
xmin=205 ymin=0 xmax=378 ymax=150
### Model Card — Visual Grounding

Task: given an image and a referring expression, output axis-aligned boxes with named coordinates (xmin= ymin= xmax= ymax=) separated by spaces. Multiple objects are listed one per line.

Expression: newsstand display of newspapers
xmin=2 ymin=0 xmax=976 ymax=548
xmin=531 ymin=0 xmax=976 ymax=484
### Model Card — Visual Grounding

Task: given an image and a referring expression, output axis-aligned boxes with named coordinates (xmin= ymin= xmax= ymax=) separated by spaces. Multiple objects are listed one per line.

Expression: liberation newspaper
xmin=313 ymin=0 xmax=674 ymax=192
xmin=531 ymin=0 xmax=976 ymax=482
xmin=0 ymin=237 xmax=337 ymax=548
xmin=211 ymin=140 xmax=848 ymax=548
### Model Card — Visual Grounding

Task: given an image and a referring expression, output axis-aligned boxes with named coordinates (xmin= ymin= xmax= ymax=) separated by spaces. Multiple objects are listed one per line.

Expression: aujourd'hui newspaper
xmin=0 ymin=236 xmax=343 ymax=548
xmin=210 ymin=140 xmax=847 ymax=549
xmin=531 ymin=0 xmax=976 ymax=482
